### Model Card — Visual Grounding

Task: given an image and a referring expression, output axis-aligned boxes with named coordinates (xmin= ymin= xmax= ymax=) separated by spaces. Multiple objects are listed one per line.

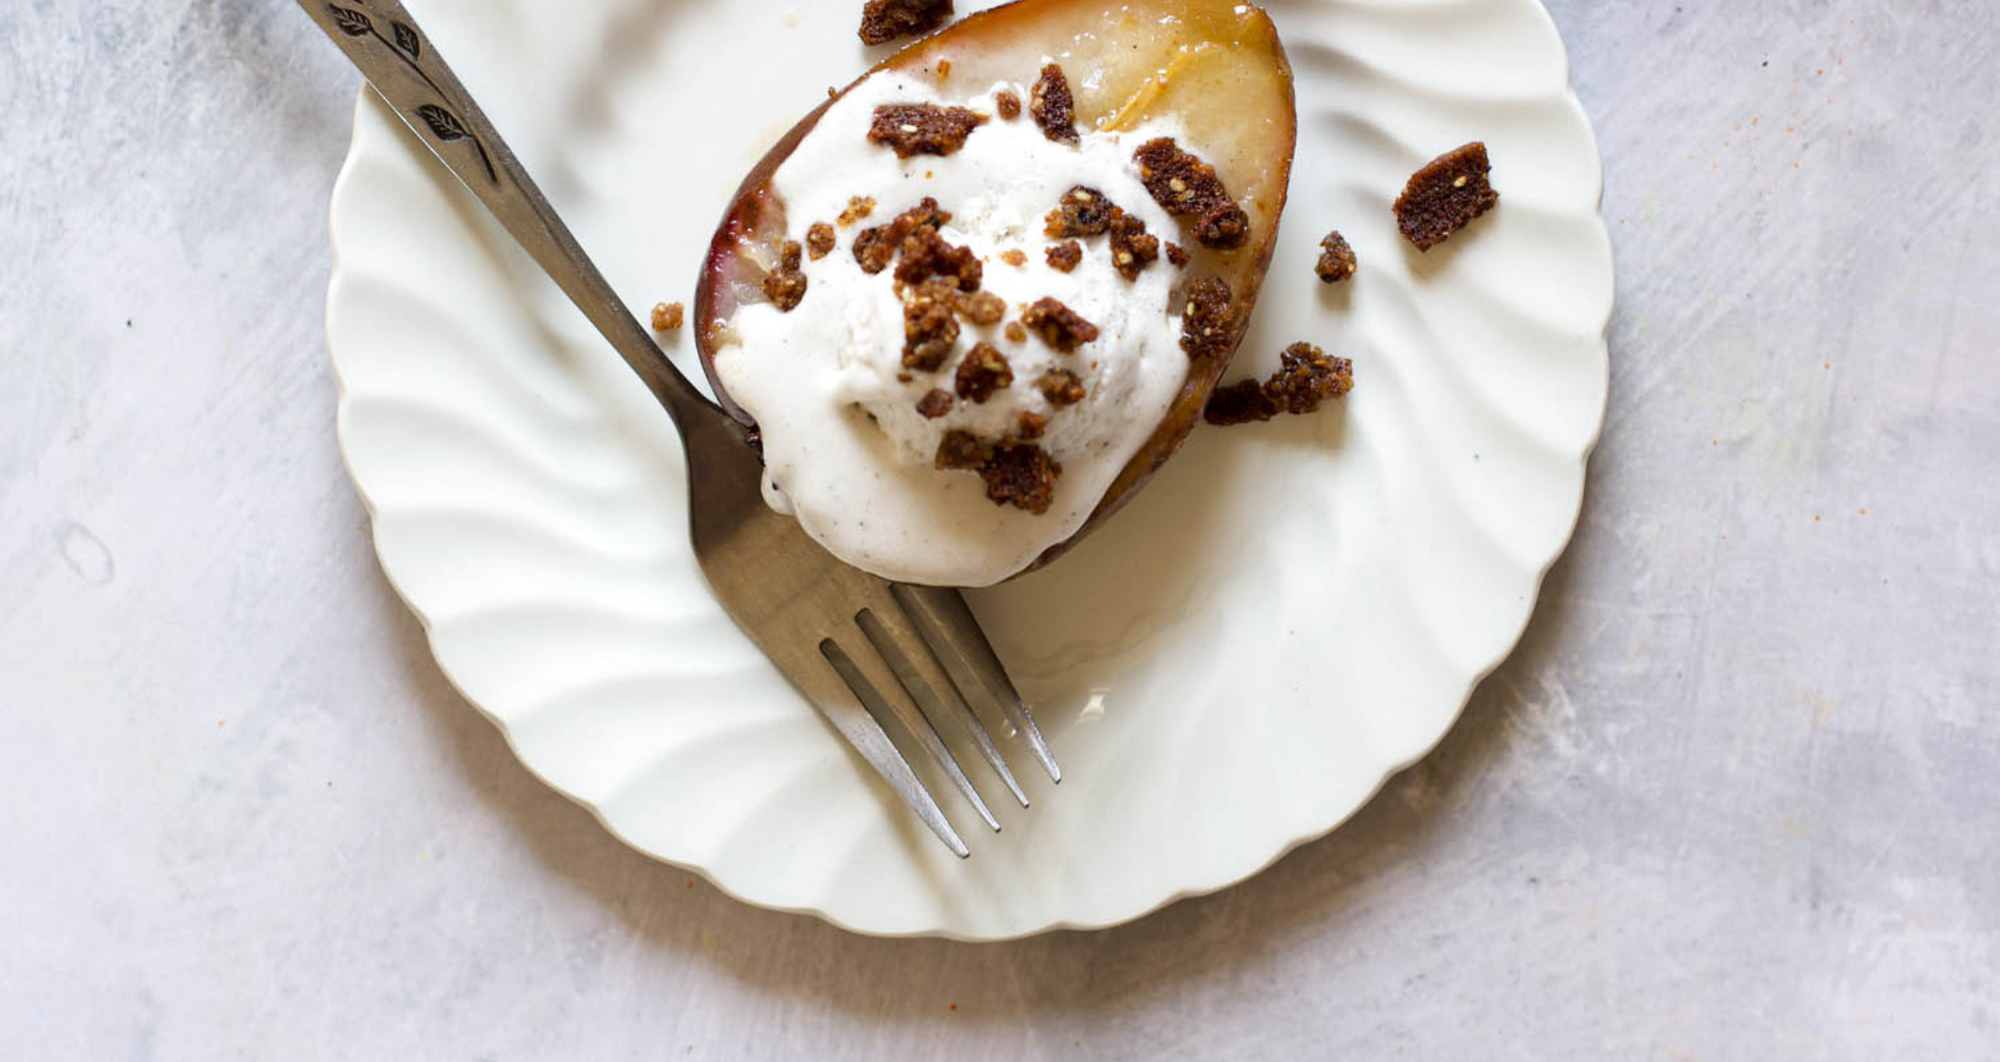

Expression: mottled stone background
xmin=2 ymin=1 xmax=1994 ymax=1058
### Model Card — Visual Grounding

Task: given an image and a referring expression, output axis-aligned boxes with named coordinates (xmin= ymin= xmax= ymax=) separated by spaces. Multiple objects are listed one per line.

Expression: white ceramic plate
xmin=327 ymin=0 xmax=1611 ymax=939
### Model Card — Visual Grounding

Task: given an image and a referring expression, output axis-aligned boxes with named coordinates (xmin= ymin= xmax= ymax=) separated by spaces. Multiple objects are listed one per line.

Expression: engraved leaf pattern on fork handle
xmin=326 ymin=4 xmax=496 ymax=184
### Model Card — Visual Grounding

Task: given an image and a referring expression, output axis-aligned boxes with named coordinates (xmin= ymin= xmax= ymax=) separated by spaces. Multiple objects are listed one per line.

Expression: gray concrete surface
xmin=2 ymin=1 xmax=1995 ymax=1058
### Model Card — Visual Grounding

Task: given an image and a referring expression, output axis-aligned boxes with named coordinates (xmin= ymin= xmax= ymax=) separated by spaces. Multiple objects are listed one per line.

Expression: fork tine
xmin=812 ymin=639 xmax=968 ymax=858
xmin=892 ymin=584 xmax=1062 ymax=784
xmin=825 ymin=629 xmax=998 ymax=835
xmin=858 ymin=604 xmax=1029 ymax=811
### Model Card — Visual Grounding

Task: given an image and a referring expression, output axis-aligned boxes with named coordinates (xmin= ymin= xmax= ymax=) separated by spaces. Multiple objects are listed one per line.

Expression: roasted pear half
xmin=695 ymin=0 xmax=1296 ymax=585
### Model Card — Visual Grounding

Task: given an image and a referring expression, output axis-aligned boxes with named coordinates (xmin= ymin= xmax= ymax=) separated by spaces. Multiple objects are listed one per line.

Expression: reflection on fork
xmin=683 ymin=409 xmax=1059 ymax=857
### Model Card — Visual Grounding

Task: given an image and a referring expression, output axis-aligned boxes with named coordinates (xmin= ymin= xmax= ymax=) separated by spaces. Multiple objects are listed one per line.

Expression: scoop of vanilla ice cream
xmin=713 ymin=75 xmax=1192 ymax=587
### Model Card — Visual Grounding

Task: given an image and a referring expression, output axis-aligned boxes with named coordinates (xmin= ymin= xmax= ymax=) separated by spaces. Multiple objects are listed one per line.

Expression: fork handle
xmin=300 ymin=0 xmax=729 ymax=434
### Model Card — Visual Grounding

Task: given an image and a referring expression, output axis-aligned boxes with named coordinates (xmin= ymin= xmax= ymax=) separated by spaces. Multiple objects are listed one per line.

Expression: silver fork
xmin=301 ymin=0 xmax=1058 ymax=856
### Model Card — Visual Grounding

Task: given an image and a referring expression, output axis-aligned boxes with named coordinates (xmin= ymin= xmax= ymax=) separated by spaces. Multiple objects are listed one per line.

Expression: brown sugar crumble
xmin=1029 ymin=64 xmax=1079 ymax=145
xmin=955 ymin=342 xmax=1013 ymax=402
xmin=868 ymin=104 xmax=987 ymax=159
xmin=894 ymin=226 xmax=983 ymax=291
xmin=1045 ymin=186 xmax=1116 ymax=238
xmin=1015 ymin=410 xmax=1048 ymax=439
xmin=650 ymin=301 xmax=684 ymax=332
xmin=763 ymin=240 xmax=809 ymax=312
xmin=916 ymin=388 xmax=956 ymax=419
xmin=1046 ymin=240 xmax=1083 ymax=272
xmin=979 ymin=441 xmax=1062 ymax=514
xmin=995 ymin=90 xmax=1022 ymax=120
xmin=838 ymin=196 xmax=877 ymax=227
xmin=999 ymin=248 xmax=1029 ymax=268
xmin=902 ymin=280 xmax=961 ymax=370
xmin=855 ymin=197 xmax=951 ymax=274
xmin=935 ymin=426 xmax=1070 ymax=518
xmin=1165 ymin=242 xmax=1190 ymax=267
xmin=1107 ymin=209 xmax=1160 ymax=281
xmin=858 ymin=0 xmax=954 ymax=46
xmin=1036 ymin=367 xmax=1087 ymax=407
xmin=957 ymin=289 xmax=1007 ymax=326
xmin=935 ymin=429 xmax=991 ymax=470
xmin=806 ymin=222 xmax=837 ymax=261
xmin=1394 ymin=142 xmax=1499 ymax=251
xmin=1315 ymin=230 xmax=1357 ymax=283
xmin=1021 ymin=297 xmax=1099 ymax=352
xmin=1267 ymin=343 xmax=1355 ymax=413
xmin=854 ymin=230 xmax=891 ymax=274
xmin=1004 ymin=321 xmax=1029 ymax=344
xmin=1042 ymin=187 xmax=1154 ymax=279
xmin=1134 ymin=138 xmax=1249 ymax=250
xmin=1204 ymin=342 xmax=1354 ymax=426
xmin=1179 ymin=276 xmax=1234 ymax=361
